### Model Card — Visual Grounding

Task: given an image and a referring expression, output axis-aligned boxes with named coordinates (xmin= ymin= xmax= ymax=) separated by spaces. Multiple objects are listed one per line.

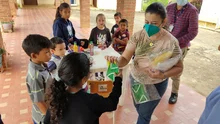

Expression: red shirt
xmin=113 ymin=30 xmax=129 ymax=52
xmin=166 ymin=3 xmax=198 ymax=48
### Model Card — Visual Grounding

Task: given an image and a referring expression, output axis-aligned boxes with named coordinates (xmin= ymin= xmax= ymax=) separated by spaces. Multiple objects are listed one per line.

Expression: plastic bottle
xmin=73 ymin=42 xmax=78 ymax=52
xmin=89 ymin=41 xmax=94 ymax=56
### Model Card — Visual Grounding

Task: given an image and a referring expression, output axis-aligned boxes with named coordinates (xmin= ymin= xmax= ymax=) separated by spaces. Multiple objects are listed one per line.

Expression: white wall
xmin=76 ymin=0 xmax=93 ymax=5
xmin=37 ymin=0 xmax=54 ymax=5
xmin=97 ymin=0 xmax=117 ymax=10
xmin=135 ymin=0 xmax=142 ymax=11
xmin=199 ymin=0 xmax=220 ymax=26
xmin=96 ymin=0 xmax=142 ymax=11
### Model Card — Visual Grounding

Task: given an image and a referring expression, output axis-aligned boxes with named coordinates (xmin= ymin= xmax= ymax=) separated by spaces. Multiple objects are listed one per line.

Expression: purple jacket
xmin=166 ymin=3 xmax=198 ymax=48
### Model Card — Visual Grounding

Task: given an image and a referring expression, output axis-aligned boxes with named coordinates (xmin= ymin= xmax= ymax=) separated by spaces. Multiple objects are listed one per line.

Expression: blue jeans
xmin=133 ymin=79 xmax=168 ymax=124
xmin=33 ymin=120 xmax=37 ymax=124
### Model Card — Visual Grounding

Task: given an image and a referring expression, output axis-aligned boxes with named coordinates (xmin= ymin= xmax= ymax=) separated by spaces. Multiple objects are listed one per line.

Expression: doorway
xmin=23 ymin=0 xmax=38 ymax=5
xmin=70 ymin=0 xmax=76 ymax=6
xmin=93 ymin=0 xmax=97 ymax=7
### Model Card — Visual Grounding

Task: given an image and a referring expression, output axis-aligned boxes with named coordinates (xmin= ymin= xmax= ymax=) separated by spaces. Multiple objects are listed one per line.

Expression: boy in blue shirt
xmin=47 ymin=37 xmax=66 ymax=80
xmin=22 ymin=34 xmax=53 ymax=124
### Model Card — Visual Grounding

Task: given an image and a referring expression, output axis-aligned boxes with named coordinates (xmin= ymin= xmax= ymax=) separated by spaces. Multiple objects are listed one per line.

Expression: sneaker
xmin=100 ymin=74 xmax=105 ymax=81
xmin=95 ymin=76 xmax=102 ymax=81
xmin=169 ymin=93 xmax=178 ymax=104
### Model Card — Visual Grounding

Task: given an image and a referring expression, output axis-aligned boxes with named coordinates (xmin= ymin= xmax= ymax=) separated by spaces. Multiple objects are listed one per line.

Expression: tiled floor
xmin=0 ymin=6 xmax=206 ymax=124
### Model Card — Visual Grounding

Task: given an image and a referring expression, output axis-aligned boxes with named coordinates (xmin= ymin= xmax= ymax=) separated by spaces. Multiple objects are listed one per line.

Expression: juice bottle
xmin=89 ymin=41 xmax=94 ymax=56
xmin=73 ymin=42 xmax=78 ymax=52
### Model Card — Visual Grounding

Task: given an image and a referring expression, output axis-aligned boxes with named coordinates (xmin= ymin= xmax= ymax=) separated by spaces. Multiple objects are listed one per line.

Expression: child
xmin=113 ymin=19 xmax=129 ymax=55
xmin=89 ymin=13 xmax=112 ymax=80
xmin=22 ymin=34 xmax=53 ymax=124
xmin=111 ymin=12 xmax=122 ymax=36
xmin=53 ymin=3 xmax=88 ymax=50
xmin=43 ymin=52 xmax=122 ymax=124
xmin=199 ymin=86 xmax=220 ymax=124
xmin=199 ymin=45 xmax=220 ymax=124
xmin=47 ymin=37 xmax=66 ymax=81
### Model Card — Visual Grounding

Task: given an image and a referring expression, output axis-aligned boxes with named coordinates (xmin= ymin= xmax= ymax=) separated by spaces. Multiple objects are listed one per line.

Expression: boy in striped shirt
xmin=22 ymin=34 xmax=53 ymax=124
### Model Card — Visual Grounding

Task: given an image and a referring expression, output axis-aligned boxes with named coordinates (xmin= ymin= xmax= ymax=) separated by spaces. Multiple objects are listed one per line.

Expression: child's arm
xmin=28 ymin=77 xmax=48 ymax=115
xmin=47 ymin=61 xmax=56 ymax=72
xmin=106 ymin=29 xmax=112 ymax=47
xmin=117 ymin=32 xmax=129 ymax=45
xmin=111 ymin=26 xmax=114 ymax=35
xmin=90 ymin=76 xmax=122 ymax=115
xmin=89 ymin=29 xmax=97 ymax=46
xmin=53 ymin=22 xmax=68 ymax=44
xmin=36 ymin=101 xmax=48 ymax=115
xmin=43 ymin=110 xmax=51 ymax=124
xmin=71 ymin=25 xmax=82 ymax=46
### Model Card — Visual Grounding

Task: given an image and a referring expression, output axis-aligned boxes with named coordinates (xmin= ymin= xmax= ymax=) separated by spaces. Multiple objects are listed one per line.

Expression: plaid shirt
xmin=166 ymin=3 xmax=199 ymax=48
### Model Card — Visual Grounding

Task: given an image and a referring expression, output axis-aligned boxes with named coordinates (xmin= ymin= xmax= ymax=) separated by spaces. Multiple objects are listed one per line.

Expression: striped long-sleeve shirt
xmin=166 ymin=3 xmax=199 ymax=48
xmin=26 ymin=61 xmax=53 ymax=123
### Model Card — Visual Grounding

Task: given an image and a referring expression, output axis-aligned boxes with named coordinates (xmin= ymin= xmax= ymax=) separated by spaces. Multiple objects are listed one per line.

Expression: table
xmin=88 ymin=46 xmax=131 ymax=106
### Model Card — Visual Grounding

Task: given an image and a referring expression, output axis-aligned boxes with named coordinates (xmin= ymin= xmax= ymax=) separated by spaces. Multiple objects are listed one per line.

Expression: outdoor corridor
xmin=0 ymin=6 xmax=206 ymax=124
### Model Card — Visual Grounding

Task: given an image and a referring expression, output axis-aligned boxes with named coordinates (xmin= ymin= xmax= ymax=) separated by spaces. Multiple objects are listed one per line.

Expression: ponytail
xmin=47 ymin=79 xmax=68 ymax=123
xmin=54 ymin=7 xmax=61 ymax=23
xmin=54 ymin=3 xmax=71 ymax=23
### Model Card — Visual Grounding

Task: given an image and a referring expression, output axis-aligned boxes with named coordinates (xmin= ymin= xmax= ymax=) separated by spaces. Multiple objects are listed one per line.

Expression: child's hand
xmin=68 ymin=37 xmax=73 ymax=42
xmin=115 ymin=38 xmax=120 ymax=42
xmin=81 ymin=41 xmax=85 ymax=46
xmin=116 ymin=70 xmax=123 ymax=78
xmin=101 ymin=44 xmax=107 ymax=50
xmin=98 ymin=44 xmax=103 ymax=48
xmin=123 ymin=38 xmax=128 ymax=41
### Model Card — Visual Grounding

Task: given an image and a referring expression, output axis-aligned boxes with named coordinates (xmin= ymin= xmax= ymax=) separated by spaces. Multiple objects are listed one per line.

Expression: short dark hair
xmin=114 ymin=12 xmax=122 ymax=18
xmin=22 ymin=34 xmax=52 ymax=57
xmin=119 ymin=19 xmax=128 ymax=26
xmin=145 ymin=2 xmax=166 ymax=20
xmin=50 ymin=37 xmax=64 ymax=49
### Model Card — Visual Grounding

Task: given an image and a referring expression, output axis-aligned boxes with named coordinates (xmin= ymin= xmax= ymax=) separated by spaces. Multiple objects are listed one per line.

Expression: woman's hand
xmin=105 ymin=56 xmax=118 ymax=63
xmin=147 ymin=68 xmax=165 ymax=79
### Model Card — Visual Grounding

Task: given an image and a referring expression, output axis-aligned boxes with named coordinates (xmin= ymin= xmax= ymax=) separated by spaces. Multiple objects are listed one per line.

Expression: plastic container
xmin=89 ymin=41 xmax=94 ymax=56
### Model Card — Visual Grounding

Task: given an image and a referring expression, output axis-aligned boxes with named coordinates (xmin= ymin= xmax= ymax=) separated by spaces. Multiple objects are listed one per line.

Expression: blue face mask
xmin=176 ymin=0 xmax=188 ymax=6
xmin=144 ymin=24 xmax=160 ymax=37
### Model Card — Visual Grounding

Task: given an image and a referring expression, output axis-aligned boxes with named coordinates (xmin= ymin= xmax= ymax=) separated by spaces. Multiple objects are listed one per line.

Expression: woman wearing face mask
xmin=105 ymin=3 xmax=183 ymax=124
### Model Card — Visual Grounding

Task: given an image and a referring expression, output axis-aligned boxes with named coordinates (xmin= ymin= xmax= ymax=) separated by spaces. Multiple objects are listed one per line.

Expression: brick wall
xmin=9 ymin=0 xmax=17 ymax=17
xmin=0 ymin=0 xmax=12 ymax=22
xmin=80 ymin=0 xmax=90 ymax=28
xmin=116 ymin=0 xmax=124 ymax=18
xmin=116 ymin=0 xmax=136 ymax=34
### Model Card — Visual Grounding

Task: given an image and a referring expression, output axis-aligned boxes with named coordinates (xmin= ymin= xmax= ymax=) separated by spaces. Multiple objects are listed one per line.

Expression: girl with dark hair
xmin=44 ymin=52 xmax=122 ymax=124
xmin=53 ymin=3 xmax=88 ymax=50
xmin=105 ymin=2 xmax=183 ymax=124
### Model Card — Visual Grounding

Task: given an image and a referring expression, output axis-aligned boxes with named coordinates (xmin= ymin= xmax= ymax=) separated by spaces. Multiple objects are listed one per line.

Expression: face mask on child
xmin=176 ymin=0 xmax=188 ymax=6
xmin=144 ymin=24 xmax=160 ymax=37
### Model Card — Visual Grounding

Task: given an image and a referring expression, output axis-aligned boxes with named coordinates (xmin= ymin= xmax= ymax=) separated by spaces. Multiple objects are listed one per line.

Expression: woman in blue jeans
xmin=105 ymin=2 xmax=183 ymax=124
